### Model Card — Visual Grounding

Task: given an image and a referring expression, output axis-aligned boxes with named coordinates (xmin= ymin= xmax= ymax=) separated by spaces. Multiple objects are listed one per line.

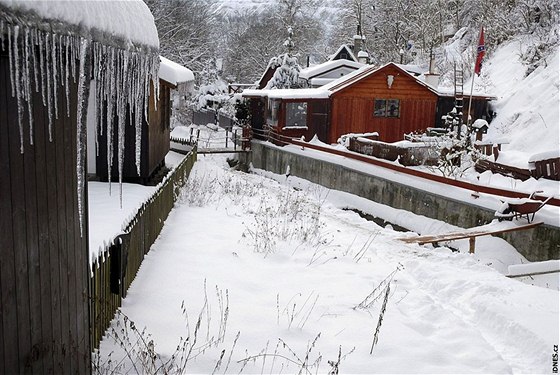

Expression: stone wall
xmin=244 ymin=141 xmax=560 ymax=262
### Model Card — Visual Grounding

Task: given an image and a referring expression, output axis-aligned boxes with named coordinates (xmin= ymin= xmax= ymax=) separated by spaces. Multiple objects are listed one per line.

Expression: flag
xmin=474 ymin=27 xmax=485 ymax=76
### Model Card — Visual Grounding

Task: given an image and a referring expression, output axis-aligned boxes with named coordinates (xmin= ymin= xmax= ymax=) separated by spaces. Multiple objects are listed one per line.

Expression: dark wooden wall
xmin=329 ymin=64 xmax=439 ymax=143
xmin=435 ymin=96 xmax=494 ymax=128
xmin=275 ymin=99 xmax=330 ymax=142
xmin=0 ymin=47 xmax=90 ymax=373
xmin=96 ymin=82 xmax=170 ymax=182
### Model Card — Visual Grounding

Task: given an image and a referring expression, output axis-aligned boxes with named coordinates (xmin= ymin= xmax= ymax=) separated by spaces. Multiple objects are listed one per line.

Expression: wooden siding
xmin=330 ymin=64 xmax=439 ymax=143
xmin=97 ymin=81 xmax=170 ymax=182
xmin=0 ymin=47 xmax=90 ymax=373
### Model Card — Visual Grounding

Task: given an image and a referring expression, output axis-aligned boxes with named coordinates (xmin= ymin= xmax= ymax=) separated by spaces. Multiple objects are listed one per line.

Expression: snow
xmin=529 ymin=149 xmax=560 ymax=163
xmin=159 ymin=56 xmax=194 ymax=86
xmin=508 ymin=260 xmax=560 ymax=276
xmin=88 ymin=181 xmax=156 ymax=263
xmin=242 ymin=88 xmax=330 ymax=99
xmin=261 ymin=141 xmax=560 ymax=226
xmin=484 ymin=40 xmax=559 ymax=155
xmin=0 ymin=0 xmax=159 ymax=48
xmin=97 ymin=155 xmax=559 ymax=373
xmin=299 ymin=60 xmax=363 ymax=80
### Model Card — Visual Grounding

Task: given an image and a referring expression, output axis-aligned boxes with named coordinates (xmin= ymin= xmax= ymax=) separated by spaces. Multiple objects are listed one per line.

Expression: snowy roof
xmin=159 ymin=56 xmax=194 ymax=86
xmin=299 ymin=60 xmax=364 ymax=80
xmin=244 ymin=63 xmax=497 ymax=101
xmin=395 ymin=63 xmax=425 ymax=76
xmin=0 ymin=0 xmax=159 ymax=49
xmin=242 ymin=88 xmax=330 ymax=100
xmin=330 ymin=44 xmax=358 ymax=62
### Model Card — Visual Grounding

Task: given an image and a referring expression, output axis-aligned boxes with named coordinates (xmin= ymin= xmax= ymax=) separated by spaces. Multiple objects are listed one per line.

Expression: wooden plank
xmin=0 ymin=51 xmax=18 ymax=374
xmin=398 ymin=221 xmax=544 ymax=244
xmin=6 ymin=53 xmax=34 ymax=374
xmin=64 ymin=80 xmax=78 ymax=374
xmin=43 ymin=85 xmax=63 ymax=373
xmin=506 ymin=269 xmax=560 ymax=278
xmin=32 ymin=78 xmax=54 ymax=373
xmin=54 ymin=84 xmax=71 ymax=374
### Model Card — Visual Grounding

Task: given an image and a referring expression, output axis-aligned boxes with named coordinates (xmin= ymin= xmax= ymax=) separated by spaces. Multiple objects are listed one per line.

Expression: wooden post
xmin=469 ymin=237 xmax=475 ymax=254
xmin=234 ymin=129 xmax=238 ymax=151
xmin=225 ymin=129 xmax=229 ymax=148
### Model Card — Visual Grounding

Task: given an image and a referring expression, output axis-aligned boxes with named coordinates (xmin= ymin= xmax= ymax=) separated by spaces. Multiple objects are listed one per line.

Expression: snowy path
xmin=97 ymin=155 xmax=559 ymax=374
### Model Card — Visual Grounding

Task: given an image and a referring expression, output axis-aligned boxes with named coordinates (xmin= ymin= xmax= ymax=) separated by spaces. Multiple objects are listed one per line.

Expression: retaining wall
xmin=245 ymin=141 xmax=560 ymax=262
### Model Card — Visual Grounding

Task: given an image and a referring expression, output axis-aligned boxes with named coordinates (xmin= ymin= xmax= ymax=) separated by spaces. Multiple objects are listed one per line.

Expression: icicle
xmin=24 ymin=27 xmax=33 ymax=146
xmin=7 ymin=26 xmax=15 ymax=98
xmin=38 ymin=32 xmax=46 ymax=107
xmin=31 ymin=29 xmax=39 ymax=94
xmin=65 ymin=36 xmax=70 ymax=117
xmin=0 ymin=20 xmax=4 ymax=51
xmin=76 ymin=37 xmax=90 ymax=237
xmin=52 ymin=32 xmax=59 ymax=120
xmin=10 ymin=26 xmax=25 ymax=153
xmin=45 ymin=33 xmax=54 ymax=142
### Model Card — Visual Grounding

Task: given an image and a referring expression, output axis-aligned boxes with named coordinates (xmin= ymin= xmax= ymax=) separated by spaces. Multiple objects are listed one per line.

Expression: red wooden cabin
xmin=243 ymin=63 xmax=495 ymax=144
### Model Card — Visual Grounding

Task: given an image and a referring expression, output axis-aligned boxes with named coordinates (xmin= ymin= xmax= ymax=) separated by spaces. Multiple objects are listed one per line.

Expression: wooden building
xmin=0 ymin=1 xmax=159 ymax=373
xmin=94 ymin=56 xmax=194 ymax=183
xmin=243 ymin=63 xmax=495 ymax=144
xmin=299 ymin=59 xmax=364 ymax=88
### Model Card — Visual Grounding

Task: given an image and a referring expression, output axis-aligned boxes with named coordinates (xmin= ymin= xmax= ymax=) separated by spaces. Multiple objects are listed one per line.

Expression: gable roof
xmin=244 ymin=62 xmax=496 ymax=100
xmin=299 ymin=60 xmax=364 ymax=80
xmin=323 ymin=62 xmax=441 ymax=95
xmin=330 ymin=44 xmax=358 ymax=62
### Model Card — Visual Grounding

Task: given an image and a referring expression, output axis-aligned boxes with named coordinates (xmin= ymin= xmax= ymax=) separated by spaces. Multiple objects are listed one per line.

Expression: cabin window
xmin=267 ymin=99 xmax=280 ymax=126
xmin=374 ymin=99 xmax=400 ymax=118
xmin=285 ymin=102 xmax=308 ymax=128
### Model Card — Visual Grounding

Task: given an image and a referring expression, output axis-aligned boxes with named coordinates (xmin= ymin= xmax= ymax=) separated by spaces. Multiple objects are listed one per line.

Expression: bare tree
xmin=145 ymin=0 xmax=218 ymax=77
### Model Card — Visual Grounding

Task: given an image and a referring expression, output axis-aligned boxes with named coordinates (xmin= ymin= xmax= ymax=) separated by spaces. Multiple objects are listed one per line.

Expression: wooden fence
xmin=474 ymin=158 xmax=533 ymax=181
xmin=192 ymin=108 xmax=236 ymax=130
xmin=89 ymin=147 xmax=197 ymax=350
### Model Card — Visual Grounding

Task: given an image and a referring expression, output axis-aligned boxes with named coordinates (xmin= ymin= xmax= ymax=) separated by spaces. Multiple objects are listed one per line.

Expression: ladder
xmin=453 ymin=63 xmax=464 ymax=134
xmin=454 ymin=64 xmax=464 ymax=117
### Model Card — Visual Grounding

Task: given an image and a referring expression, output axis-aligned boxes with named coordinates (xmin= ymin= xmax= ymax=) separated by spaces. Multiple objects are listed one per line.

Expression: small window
xmin=285 ymin=102 xmax=307 ymax=128
xmin=374 ymin=99 xmax=400 ymax=118
xmin=374 ymin=99 xmax=386 ymax=117
xmin=267 ymin=99 xmax=280 ymax=126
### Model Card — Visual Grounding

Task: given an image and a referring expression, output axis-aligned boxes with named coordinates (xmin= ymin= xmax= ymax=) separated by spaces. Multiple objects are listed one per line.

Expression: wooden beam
xmin=398 ymin=221 xmax=543 ymax=245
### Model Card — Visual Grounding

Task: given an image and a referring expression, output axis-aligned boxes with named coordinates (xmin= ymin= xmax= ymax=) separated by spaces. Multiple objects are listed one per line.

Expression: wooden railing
xmin=89 ymin=146 xmax=197 ymax=350
xmin=251 ymin=128 xmax=560 ymax=207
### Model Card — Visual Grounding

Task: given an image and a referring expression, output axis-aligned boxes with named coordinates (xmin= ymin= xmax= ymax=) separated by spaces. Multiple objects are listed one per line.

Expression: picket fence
xmin=89 ymin=147 xmax=197 ymax=350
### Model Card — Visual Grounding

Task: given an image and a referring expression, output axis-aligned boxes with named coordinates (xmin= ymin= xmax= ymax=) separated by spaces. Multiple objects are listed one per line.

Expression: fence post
xmin=225 ymin=129 xmax=229 ymax=148
xmin=234 ymin=129 xmax=238 ymax=151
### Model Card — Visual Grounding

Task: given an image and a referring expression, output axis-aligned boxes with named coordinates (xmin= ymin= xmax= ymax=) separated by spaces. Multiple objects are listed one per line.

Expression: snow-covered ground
xmin=96 ymin=155 xmax=559 ymax=374
xmin=88 ymin=182 xmax=155 ymax=263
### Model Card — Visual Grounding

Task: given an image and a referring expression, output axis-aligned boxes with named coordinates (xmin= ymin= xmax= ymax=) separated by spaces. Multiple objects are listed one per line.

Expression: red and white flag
xmin=474 ymin=27 xmax=485 ymax=76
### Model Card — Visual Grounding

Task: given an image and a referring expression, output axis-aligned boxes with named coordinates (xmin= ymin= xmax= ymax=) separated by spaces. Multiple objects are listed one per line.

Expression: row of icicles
xmin=0 ymin=19 xmax=160 ymax=236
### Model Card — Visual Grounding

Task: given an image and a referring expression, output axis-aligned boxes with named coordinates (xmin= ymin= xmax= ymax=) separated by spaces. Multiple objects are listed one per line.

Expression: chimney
xmin=357 ymin=50 xmax=369 ymax=64
xmin=353 ymin=24 xmax=363 ymax=53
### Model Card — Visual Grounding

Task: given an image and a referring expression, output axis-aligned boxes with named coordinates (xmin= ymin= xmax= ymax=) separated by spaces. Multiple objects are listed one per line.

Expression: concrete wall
xmin=245 ymin=141 xmax=560 ymax=262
